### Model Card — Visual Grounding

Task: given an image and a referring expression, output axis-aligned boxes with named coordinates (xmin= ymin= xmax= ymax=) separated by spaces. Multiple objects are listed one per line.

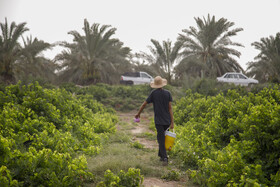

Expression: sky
xmin=1 ymin=0 xmax=280 ymax=70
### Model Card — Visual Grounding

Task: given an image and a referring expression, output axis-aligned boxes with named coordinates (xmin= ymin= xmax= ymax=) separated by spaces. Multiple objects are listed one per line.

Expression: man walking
xmin=135 ymin=76 xmax=174 ymax=166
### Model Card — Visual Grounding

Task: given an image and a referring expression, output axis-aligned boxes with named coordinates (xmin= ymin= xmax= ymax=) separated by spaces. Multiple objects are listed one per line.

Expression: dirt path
xmin=117 ymin=111 xmax=157 ymax=149
xmin=117 ymin=111 xmax=190 ymax=187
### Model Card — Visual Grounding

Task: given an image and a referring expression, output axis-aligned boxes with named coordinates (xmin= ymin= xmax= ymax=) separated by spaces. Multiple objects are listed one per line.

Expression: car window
xmin=224 ymin=74 xmax=229 ymax=78
xmin=226 ymin=74 xmax=233 ymax=79
xmin=238 ymin=74 xmax=247 ymax=79
xmin=123 ymin=72 xmax=140 ymax=77
xmin=141 ymin=73 xmax=150 ymax=78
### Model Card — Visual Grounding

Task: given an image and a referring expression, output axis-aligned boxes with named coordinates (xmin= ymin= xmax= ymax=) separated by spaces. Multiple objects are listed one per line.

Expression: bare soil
xmin=117 ymin=111 xmax=192 ymax=187
xmin=143 ymin=177 xmax=185 ymax=187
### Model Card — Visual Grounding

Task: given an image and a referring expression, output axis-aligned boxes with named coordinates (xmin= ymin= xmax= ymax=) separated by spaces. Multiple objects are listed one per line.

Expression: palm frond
xmin=247 ymin=32 xmax=280 ymax=83
xmin=178 ymin=14 xmax=244 ymax=78
xmin=56 ymin=19 xmax=130 ymax=85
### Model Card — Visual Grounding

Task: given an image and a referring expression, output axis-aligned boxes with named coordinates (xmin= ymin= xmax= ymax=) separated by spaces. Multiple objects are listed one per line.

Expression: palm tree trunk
xmin=168 ymin=72 xmax=171 ymax=84
xmin=201 ymin=69 xmax=204 ymax=79
xmin=168 ymin=61 xmax=171 ymax=84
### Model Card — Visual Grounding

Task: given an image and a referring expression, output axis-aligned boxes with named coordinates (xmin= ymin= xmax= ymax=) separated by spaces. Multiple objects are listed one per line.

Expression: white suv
xmin=217 ymin=72 xmax=259 ymax=86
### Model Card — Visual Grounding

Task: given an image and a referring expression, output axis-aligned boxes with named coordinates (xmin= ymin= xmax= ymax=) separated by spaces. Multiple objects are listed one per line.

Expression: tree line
xmin=0 ymin=15 xmax=279 ymax=86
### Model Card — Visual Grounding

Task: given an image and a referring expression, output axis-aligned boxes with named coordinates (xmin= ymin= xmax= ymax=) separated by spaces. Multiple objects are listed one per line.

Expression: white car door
xmin=232 ymin=74 xmax=242 ymax=85
xmin=237 ymin=74 xmax=249 ymax=86
xmin=132 ymin=72 xmax=141 ymax=85
xmin=140 ymin=72 xmax=152 ymax=84
xmin=224 ymin=74 xmax=236 ymax=84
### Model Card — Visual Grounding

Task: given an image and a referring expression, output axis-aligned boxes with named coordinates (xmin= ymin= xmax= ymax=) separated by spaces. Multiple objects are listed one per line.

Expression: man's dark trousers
xmin=156 ymin=124 xmax=169 ymax=159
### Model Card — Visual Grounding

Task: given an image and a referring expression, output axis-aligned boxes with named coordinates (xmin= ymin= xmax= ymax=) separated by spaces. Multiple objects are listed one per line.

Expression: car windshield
xmin=141 ymin=73 xmax=151 ymax=78
xmin=224 ymin=73 xmax=247 ymax=79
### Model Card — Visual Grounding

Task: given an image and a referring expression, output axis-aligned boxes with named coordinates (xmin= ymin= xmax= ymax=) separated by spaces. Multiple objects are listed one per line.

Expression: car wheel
xmin=127 ymin=81 xmax=134 ymax=85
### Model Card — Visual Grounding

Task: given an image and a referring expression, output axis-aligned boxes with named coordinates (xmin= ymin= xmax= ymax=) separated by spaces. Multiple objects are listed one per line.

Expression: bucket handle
xmin=166 ymin=127 xmax=175 ymax=133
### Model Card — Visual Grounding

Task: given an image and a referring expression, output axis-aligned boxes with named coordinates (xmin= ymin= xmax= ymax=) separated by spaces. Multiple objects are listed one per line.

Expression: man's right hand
xmin=135 ymin=101 xmax=147 ymax=119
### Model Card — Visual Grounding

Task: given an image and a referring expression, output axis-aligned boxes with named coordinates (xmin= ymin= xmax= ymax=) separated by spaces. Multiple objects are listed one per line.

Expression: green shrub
xmin=173 ymin=86 xmax=280 ymax=186
xmin=0 ymin=166 xmax=20 ymax=187
xmin=0 ymin=82 xmax=118 ymax=185
xmin=59 ymin=82 xmax=79 ymax=93
xmin=77 ymin=85 xmax=109 ymax=101
xmin=97 ymin=168 xmax=143 ymax=187
xmin=78 ymin=94 xmax=115 ymax=114
xmin=130 ymin=141 xmax=144 ymax=149
xmin=58 ymin=83 xmax=183 ymax=112
xmin=191 ymin=78 xmax=250 ymax=96
xmin=161 ymin=169 xmax=181 ymax=181
xmin=118 ymin=168 xmax=144 ymax=187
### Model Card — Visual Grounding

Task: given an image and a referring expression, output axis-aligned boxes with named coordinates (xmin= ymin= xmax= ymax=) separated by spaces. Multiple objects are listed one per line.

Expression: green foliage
xmin=177 ymin=14 xmax=244 ymax=79
xmin=77 ymin=84 xmax=110 ymax=101
xmin=59 ymin=83 xmax=184 ymax=112
xmin=57 ymin=19 xmax=131 ymax=85
xmin=60 ymin=83 xmax=153 ymax=111
xmin=161 ymin=169 xmax=181 ymax=181
xmin=191 ymin=78 xmax=249 ymax=96
xmin=149 ymin=118 xmax=156 ymax=132
xmin=247 ymin=32 xmax=280 ymax=83
xmin=0 ymin=166 xmax=20 ymax=187
xmin=59 ymin=82 xmax=80 ymax=93
xmin=97 ymin=168 xmax=143 ymax=187
xmin=98 ymin=170 xmax=120 ymax=187
xmin=173 ymin=85 xmax=280 ymax=186
xmin=139 ymin=39 xmax=182 ymax=84
xmin=130 ymin=141 xmax=144 ymax=149
xmin=118 ymin=168 xmax=144 ymax=187
xmin=0 ymin=18 xmax=29 ymax=83
xmin=0 ymin=82 xmax=118 ymax=185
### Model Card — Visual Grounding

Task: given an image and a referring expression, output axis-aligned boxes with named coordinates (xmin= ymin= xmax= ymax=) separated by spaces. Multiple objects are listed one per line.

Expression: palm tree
xmin=247 ymin=33 xmax=280 ymax=83
xmin=130 ymin=53 xmax=162 ymax=78
xmin=56 ymin=19 xmax=131 ymax=85
xmin=174 ymin=56 xmax=207 ymax=79
xmin=138 ymin=39 xmax=182 ymax=84
xmin=14 ymin=35 xmax=56 ymax=83
xmin=0 ymin=18 xmax=29 ymax=83
xmin=177 ymin=14 xmax=244 ymax=79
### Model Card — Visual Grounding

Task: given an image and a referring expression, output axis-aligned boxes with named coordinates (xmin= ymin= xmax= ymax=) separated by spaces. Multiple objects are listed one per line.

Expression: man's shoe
xmin=162 ymin=158 xmax=168 ymax=166
xmin=160 ymin=157 xmax=164 ymax=161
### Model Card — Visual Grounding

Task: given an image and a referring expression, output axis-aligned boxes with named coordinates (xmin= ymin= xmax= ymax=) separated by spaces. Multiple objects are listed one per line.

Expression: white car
xmin=120 ymin=71 xmax=153 ymax=85
xmin=217 ymin=72 xmax=259 ymax=86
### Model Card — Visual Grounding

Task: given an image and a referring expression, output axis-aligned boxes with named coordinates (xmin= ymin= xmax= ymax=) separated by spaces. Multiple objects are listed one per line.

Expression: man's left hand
xmin=170 ymin=122 xmax=174 ymax=129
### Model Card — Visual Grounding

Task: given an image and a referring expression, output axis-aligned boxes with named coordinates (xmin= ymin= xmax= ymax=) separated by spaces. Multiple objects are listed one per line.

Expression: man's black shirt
xmin=146 ymin=88 xmax=173 ymax=125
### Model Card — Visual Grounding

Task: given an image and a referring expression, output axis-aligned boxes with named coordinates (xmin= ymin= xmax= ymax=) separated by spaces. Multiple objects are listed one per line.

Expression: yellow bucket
xmin=165 ymin=129 xmax=176 ymax=151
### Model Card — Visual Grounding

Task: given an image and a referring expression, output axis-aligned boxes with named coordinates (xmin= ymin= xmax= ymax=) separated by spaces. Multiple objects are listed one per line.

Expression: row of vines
xmin=59 ymin=82 xmax=184 ymax=112
xmin=0 ymin=82 xmax=118 ymax=186
xmin=2 ymin=80 xmax=280 ymax=186
xmin=172 ymin=86 xmax=280 ymax=186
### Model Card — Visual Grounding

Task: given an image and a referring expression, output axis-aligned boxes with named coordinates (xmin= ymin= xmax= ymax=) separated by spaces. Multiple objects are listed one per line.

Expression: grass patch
xmin=117 ymin=121 xmax=130 ymax=128
xmin=149 ymin=118 xmax=156 ymax=132
xmin=135 ymin=132 xmax=156 ymax=141
xmin=106 ymin=131 xmax=131 ymax=144
xmin=87 ymin=142 xmax=163 ymax=185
